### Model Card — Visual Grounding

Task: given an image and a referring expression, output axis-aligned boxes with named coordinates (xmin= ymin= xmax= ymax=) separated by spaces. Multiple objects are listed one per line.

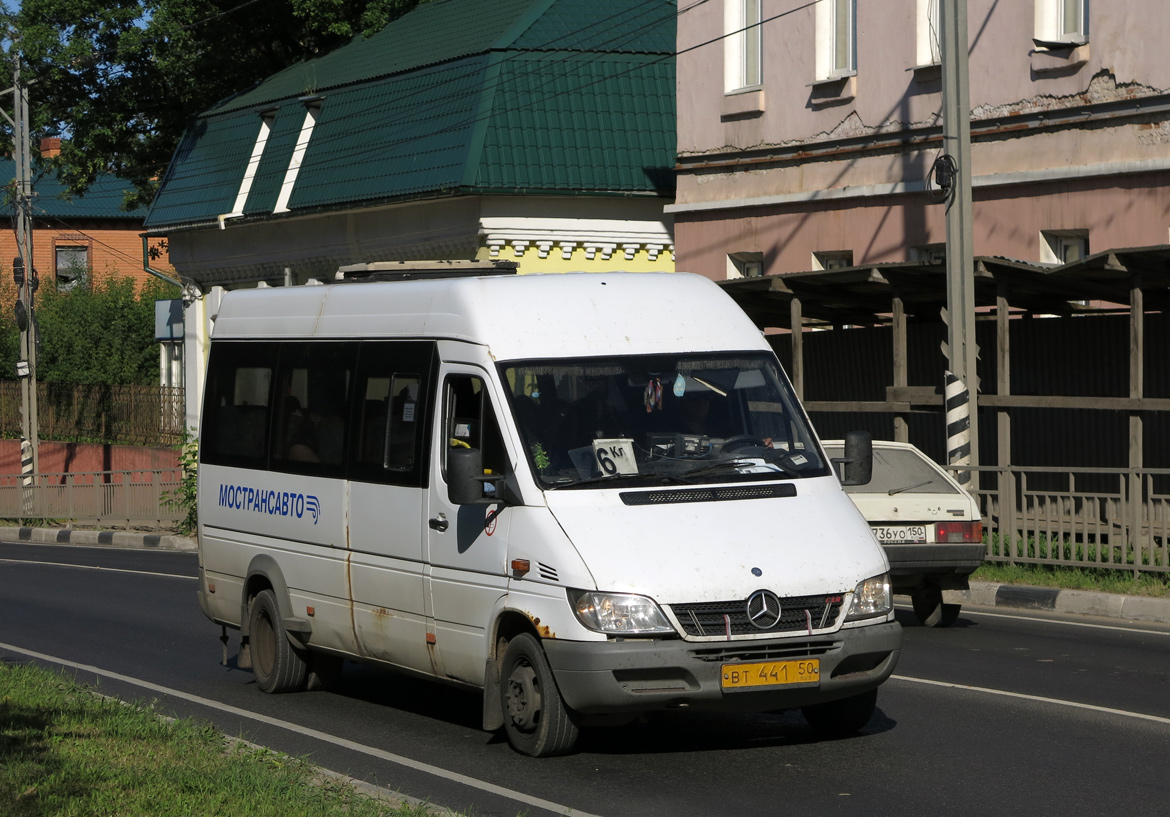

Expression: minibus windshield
xmin=500 ymin=353 xmax=831 ymax=489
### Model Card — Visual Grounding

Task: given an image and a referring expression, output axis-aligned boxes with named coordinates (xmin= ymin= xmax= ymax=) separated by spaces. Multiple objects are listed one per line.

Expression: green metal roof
xmin=146 ymin=0 xmax=675 ymax=230
xmin=1 ymin=158 xmax=146 ymax=220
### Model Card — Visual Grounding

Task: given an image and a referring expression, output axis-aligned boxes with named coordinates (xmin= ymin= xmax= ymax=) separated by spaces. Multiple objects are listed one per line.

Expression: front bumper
xmin=542 ymin=619 xmax=901 ymax=715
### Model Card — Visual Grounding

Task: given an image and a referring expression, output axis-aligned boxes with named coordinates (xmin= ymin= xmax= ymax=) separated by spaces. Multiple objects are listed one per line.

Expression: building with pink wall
xmin=672 ymin=1 xmax=1170 ymax=291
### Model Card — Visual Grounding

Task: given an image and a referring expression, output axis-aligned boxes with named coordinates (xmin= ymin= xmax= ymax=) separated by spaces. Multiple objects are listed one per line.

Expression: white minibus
xmin=196 ymin=270 xmax=901 ymax=756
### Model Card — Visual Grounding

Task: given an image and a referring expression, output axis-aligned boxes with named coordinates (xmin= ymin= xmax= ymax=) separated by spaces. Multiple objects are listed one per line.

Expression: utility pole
xmin=939 ymin=0 xmax=977 ymax=486
xmin=4 ymin=48 xmax=40 ymax=487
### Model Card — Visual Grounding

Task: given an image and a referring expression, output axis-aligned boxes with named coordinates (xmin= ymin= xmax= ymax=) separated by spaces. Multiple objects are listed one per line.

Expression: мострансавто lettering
xmin=217 ymin=484 xmax=321 ymax=524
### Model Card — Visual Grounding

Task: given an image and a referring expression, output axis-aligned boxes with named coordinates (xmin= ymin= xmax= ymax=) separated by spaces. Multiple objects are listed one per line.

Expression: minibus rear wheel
xmin=248 ymin=589 xmax=308 ymax=693
xmin=500 ymin=633 xmax=580 ymax=757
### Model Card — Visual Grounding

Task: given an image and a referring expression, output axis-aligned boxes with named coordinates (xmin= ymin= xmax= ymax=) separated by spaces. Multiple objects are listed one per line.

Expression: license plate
xmin=721 ymin=659 xmax=820 ymax=689
xmin=872 ymin=524 xmax=927 ymax=544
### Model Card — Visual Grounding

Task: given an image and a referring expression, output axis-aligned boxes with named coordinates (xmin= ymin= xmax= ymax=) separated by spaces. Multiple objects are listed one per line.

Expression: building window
xmin=727 ymin=252 xmax=764 ymax=279
xmin=812 ymin=250 xmax=853 ymax=271
xmin=911 ymin=244 xmax=946 ymax=266
xmin=1035 ymin=0 xmax=1088 ymax=46
xmin=1041 ymin=230 xmax=1089 ymax=265
xmin=55 ymin=244 xmax=89 ymax=291
xmin=816 ymin=0 xmax=856 ymax=79
xmin=725 ymin=0 xmax=762 ymax=92
xmin=917 ymin=0 xmax=941 ymax=66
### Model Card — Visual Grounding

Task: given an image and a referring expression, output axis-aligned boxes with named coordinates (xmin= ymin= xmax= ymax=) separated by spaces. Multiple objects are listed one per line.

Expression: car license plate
xmin=721 ymin=659 xmax=820 ymax=689
xmin=872 ymin=524 xmax=927 ymax=544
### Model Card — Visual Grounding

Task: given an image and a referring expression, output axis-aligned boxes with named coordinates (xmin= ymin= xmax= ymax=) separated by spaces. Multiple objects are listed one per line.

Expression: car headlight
xmin=571 ymin=591 xmax=675 ymax=635
xmin=846 ymin=574 xmax=892 ymax=620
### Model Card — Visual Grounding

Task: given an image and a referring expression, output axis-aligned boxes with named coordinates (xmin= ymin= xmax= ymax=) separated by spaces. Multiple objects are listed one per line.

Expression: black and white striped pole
xmin=939 ymin=0 xmax=978 ymax=486
xmin=945 ymin=371 xmax=971 ymax=486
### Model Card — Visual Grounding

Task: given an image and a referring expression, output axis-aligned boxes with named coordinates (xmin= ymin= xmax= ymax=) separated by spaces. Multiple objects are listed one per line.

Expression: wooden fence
xmin=0 ymin=384 xmax=185 ymax=446
xmin=959 ymin=465 xmax=1170 ymax=576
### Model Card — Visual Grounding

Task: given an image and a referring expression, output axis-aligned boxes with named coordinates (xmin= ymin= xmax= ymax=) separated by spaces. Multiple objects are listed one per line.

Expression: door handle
xmin=429 ymin=514 xmax=449 ymax=532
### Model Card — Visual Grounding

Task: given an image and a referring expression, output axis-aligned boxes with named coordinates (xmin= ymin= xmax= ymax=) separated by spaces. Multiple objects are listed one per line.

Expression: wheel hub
xmin=505 ymin=663 xmax=540 ymax=731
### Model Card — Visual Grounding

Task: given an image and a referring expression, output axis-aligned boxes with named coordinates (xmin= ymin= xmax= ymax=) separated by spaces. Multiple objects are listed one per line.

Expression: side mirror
xmin=448 ymin=447 xmax=486 ymax=504
xmin=837 ymin=431 xmax=873 ymax=486
xmin=448 ymin=447 xmax=510 ymax=506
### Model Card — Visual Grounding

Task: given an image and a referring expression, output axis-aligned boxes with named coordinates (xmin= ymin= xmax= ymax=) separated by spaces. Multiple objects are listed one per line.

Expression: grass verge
xmin=0 ymin=662 xmax=443 ymax=817
xmin=971 ymin=562 xmax=1170 ymax=598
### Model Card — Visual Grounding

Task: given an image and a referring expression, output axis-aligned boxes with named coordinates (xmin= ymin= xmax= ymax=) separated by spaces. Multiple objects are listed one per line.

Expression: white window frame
xmin=1035 ymin=0 xmax=1088 ymax=46
xmin=916 ymin=0 xmax=941 ymax=67
xmin=727 ymin=252 xmax=764 ymax=279
xmin=812 ymin=250 xmax=854 ymax=271
xmin=724 ymin=0 xmax=763 ymax=93
xmin=815 ymin=0 xmax=856 ymax=80
xmin=1040 ymin=230 xmax=1089 ymax=265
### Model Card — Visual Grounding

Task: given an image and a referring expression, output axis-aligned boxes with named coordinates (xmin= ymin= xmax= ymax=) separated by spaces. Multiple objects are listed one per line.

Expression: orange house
xmin=2 ymin=139 xmax=172 ymax=291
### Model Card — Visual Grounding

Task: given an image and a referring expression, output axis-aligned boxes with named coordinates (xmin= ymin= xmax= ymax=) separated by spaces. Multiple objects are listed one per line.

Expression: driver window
xmin=443 ymin=375 xmax=507 ymax=478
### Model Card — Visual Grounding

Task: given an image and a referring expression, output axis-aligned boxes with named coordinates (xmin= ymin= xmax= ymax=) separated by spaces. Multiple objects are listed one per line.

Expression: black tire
xmin=801 ymin=689 xmax=878 ymax=737
xmin=911 ymin=586 xmax=961 ymax=627
xmin=248 ymin=589 xmax=308 ymax=693
xmin=499 ymin=633 xmax=580 ymax=757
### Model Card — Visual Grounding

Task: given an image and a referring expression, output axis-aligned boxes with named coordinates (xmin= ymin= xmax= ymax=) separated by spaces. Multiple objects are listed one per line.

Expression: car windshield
xmin=500 ymin=353 xmax=830 ymax=489
xmin=823 ymin=445 xmax=959 ymax=496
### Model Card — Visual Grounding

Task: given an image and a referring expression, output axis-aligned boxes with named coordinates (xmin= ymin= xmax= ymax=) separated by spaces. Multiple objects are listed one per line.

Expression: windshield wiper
xmin=888 ymin=479 xmax=934 ymax=496
xmin=676 ymin=456 xmax=800 ymax=482
xmin=544 ymin=472 xmax=693 ymax=490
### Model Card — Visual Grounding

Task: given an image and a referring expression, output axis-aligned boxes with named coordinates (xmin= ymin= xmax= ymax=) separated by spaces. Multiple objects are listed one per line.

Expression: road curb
xmin=940 ymin=581 xmax=1170 ymax=625
xmin=0 ymin=526 xmax=196 ymax=552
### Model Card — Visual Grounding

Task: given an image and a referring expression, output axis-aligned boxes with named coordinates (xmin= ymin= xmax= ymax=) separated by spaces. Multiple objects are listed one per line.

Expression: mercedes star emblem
xmin=746 ymin=590 xmax=783 ymax=629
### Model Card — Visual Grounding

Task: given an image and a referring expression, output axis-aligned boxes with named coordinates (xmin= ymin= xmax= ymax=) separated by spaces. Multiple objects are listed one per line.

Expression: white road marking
xmin=0 ymin=642 xmax=602 ymax=817
xmin=891 ymin=674 xmax=1170 ymax=725
xmin=0 ymin=558 xmax=195 ymax=581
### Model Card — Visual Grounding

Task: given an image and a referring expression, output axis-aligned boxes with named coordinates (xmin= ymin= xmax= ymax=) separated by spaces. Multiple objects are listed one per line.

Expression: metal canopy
xmin=718 ymin=245 xmax=1170 ymax=330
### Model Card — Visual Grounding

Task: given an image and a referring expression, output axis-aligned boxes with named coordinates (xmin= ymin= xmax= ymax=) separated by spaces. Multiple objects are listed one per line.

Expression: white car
xmin=823 ymin=440 xmax=983 ymax=627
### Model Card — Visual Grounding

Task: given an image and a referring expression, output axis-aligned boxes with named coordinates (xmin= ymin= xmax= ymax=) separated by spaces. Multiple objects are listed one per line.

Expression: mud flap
xmin=482 ymin=656 xmax=504 ymax=731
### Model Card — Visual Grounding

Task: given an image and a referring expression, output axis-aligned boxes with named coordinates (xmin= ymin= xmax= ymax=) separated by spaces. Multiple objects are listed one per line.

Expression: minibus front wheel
xmin=248 ymin=589 xmax=308 ymax=693
xmin=500 ymin=633 xmax=580 ymax=757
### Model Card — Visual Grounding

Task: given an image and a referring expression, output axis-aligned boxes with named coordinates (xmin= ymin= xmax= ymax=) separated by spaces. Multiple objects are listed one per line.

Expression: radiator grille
xmin=670 ymin=594 xmax=843 ymax=637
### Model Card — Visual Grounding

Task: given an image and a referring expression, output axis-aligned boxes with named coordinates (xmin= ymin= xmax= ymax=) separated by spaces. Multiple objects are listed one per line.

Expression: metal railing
xmin=0 ymin=384 xmax=185 ymax=446
xmin=0 ymin=469 xmax=184 ymax=528
xmin=955 ymin=465 xmax=1170 ymax=576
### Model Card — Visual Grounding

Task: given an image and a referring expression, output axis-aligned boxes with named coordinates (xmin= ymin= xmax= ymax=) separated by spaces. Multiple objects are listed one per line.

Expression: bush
xmin=0 ymin=270 xmax=180 ymax=386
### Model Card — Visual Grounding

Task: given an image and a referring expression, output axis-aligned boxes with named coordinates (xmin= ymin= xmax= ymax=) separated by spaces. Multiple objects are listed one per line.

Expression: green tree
xmin=0 ymin=271 xmax=180 ymax=385
xmin=4 ymin=0 xmax=421 ymax=210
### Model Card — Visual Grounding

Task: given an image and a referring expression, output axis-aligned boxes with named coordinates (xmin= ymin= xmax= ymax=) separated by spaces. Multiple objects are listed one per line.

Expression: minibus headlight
xmin=846 ymin=574 xmax=892 ymax=620
xmin=571 ymin=591 xmax=675 ymax=635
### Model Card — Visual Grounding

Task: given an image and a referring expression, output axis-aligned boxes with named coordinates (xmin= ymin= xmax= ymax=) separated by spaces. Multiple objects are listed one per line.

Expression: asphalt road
xmin=2 ymin=541 xmax=1169 ymax=816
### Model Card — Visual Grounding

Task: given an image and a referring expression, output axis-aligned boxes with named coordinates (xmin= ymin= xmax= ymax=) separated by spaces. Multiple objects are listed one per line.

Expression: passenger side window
xmin=350 ymin=341 xmax=435 ymax=487
xmin=200 ymin=342 xmax=276 ymax=469
xmin=443 ymin=375 xmax=507 ymax=479
xmin=271 ymin=342 xmax=357 ymax=477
